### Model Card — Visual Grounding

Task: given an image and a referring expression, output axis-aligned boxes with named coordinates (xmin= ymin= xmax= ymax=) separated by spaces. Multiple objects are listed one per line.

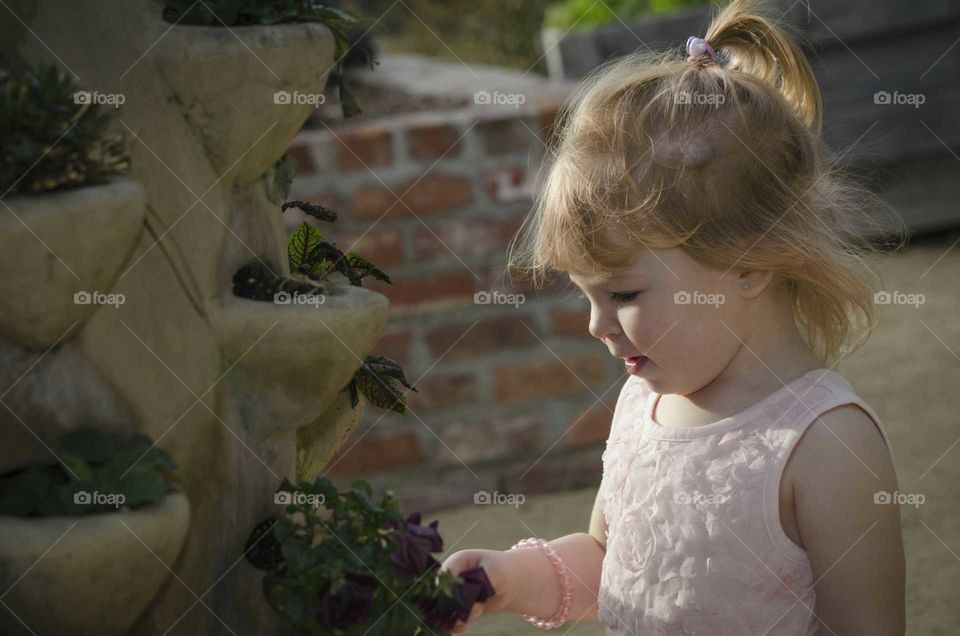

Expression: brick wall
xmin=285 ymin=100 xmax=628 ymax=513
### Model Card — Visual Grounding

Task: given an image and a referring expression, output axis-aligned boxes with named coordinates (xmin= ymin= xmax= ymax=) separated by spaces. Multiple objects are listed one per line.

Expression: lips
xmin=624 ymin=356 xmax=644 ymax=365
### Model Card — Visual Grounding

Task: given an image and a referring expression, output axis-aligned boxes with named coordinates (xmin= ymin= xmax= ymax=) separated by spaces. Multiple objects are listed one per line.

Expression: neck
xmin=688 ymin=291 xmax=824 ymax=410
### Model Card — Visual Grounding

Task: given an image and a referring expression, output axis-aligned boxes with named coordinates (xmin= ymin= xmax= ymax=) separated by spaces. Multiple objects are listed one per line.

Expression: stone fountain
xmin=0 ymin=1 xmax=389 ymax=634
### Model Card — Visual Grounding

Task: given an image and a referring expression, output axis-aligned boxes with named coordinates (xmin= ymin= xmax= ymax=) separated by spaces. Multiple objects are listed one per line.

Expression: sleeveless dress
xmin=597 ymin=368 xmax=895 ymax=635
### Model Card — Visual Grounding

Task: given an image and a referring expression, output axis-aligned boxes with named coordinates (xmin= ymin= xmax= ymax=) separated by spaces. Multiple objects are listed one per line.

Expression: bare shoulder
xmin=785 ymin=403 xmax=897 ymax=489
xmin=784 ymin=403 xmax=906 ymax=633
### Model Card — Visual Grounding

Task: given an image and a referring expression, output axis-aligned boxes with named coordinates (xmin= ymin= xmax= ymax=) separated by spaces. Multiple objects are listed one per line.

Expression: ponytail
xmin=705 ymin=0 xmax=823 ymax=133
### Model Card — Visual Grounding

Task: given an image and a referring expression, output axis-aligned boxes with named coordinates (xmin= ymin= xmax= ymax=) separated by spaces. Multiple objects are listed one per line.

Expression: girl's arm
xmin=505 ymin=532 xmax=605 ymax=622
xmin=588 ymin=486 xmax=609 ymax=550
xmin=791 ymin=404 xmax=906 ymax=634
xmin=441 ymin=530 xmax=606 ymax=632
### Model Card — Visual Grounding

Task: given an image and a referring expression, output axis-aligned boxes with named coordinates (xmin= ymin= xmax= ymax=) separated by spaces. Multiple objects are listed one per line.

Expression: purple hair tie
xmin=686 ymin=36 xmax=716 ymax=63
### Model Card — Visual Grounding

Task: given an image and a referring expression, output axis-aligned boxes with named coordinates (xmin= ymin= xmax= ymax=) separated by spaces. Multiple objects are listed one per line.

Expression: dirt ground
xmin=431 ymin=230 xmax=960 ymax=635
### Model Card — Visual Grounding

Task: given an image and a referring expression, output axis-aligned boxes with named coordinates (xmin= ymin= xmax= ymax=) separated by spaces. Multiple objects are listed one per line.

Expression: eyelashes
xmin=576 ymin=291 xmax=641 ymax=304
xmin=611 ymin=292 xmax=640 ymax=303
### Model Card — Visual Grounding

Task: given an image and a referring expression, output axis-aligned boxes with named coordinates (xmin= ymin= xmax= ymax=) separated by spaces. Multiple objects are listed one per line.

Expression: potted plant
xmin=213 ymin=158 xmax=408 ymax=444
xmin=233 ymin=194 xmax=415 ymax=415
xmin=161 ymin=0 xmax=372 ymax=119
xmin=0 ymin=64 xmax=146 ymax=349
xmin=245 ymin=475 xmax=494 ymax=635
xmin=150 ymin=0 xmax=374 ymax=187
xmin=0 ymin=427 xmax=190 ymax=636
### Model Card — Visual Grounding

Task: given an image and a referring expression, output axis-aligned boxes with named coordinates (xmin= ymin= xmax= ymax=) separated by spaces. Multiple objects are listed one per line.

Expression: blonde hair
xmin=508 ymin=0 xmax=906 ymax=366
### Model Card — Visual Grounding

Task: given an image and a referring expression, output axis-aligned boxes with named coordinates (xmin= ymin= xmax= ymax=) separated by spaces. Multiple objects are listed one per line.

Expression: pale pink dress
xmin=597 ymin=368 xmax=895 ymax=635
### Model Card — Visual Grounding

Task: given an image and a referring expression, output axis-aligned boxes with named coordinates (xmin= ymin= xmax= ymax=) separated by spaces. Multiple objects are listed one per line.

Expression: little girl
xmin=441 ymin=0 xmax=907 ymax=633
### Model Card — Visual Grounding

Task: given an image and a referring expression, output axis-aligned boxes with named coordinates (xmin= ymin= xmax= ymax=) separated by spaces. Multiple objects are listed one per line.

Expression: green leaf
xmin=353 ymin=366 xmax=408 ymax=415
xmin=281 ymin=200 xmax=337 ymax=223
xmin=363 ymin=355 xmax=416 ymax=392
xmin=0 ymin=64 xmax=130 ymax=194
xmin=345 ymin=252 xmax=391 ymax=284
xmin=58 ymin=427 xmax=114 ymax=464
xmin=308 ymin=6 xmax=358 ymax=24
xmin=0 ymin=466 xmax=64 ymax=516
xmin=59 ymin=453 xmax=95 ymax=482
xmin=1 ymin=429 xmax=178 ymax=516
xmin=337 ymin=71 xmax=363 ymax=119
xmin=117 ymin=465 xmax=168 ymax=506
xmin=287 ymin=222 xmax=323 ymax=272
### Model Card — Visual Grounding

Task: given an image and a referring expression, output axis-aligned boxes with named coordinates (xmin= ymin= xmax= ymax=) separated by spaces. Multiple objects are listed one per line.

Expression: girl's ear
xmin=736 ymin=270 xmax=775 ymax=298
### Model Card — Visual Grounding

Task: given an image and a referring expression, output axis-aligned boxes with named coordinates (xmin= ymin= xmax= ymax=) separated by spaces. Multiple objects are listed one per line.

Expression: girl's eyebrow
xmin=570 ymin=276 xmax=641 ymax=291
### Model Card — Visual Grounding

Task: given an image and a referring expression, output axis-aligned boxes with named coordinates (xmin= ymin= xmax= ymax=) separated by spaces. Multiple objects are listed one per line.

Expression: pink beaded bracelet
xmin=508 ymin=537 xmax=573 ymax=630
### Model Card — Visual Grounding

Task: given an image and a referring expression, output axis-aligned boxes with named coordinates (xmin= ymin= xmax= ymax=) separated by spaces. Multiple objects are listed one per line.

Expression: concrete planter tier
xmin=0 ymin=178 xmax=146 ymax=349
xmin=212 ymin=284 xmax=388 ymax=442
xmin=0 ymin=492 xmax=191 ymax=636
xmin=3 ymin=1 xmax=388 ymax=634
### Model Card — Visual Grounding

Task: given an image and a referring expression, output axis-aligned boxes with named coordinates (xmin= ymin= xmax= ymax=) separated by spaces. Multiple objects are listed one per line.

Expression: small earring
xmin=740 ymin=280 xmax=751 ymax=290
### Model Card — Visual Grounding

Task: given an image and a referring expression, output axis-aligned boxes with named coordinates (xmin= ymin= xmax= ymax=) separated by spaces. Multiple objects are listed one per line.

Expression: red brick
xmin=425 ymin=315 xmax=533 ymax=362
xmin=331 ymin=228 xmax=404 ymax=268
xmin=334 ymin=126 xmax=393 ymax=172
xmin=484 ymin=166 xmax=533 ymax=203
xmin=285 ymin=137 xmax=317 ymax=174
xmin=484 ymin=263 xmax=570 ymax=298
xmin=565 ymin=400 xmax=616 ymax=447
xmin=438 ymin=411 xmax=543 ymax=466
xmin=475 ymin=116 xmax=537 ymax=156
xmin=407 ymin=122 xmax=462 ymax=160
xmin=365 ymin=269 xmax=475 ymax=308
xmin=494 ymin=352 xmax=607 ymax=403
xmin=372 ymin=328 xmax=414 ymax=368
xmin=551 ymin=306 xmax=590 ymax=338
xmin=407 ymin=371 xmax=477 ymax=411
xmin=352 ymin=174 xmax=473 ymax=220
xmin=325 ymin=430 xmax=423 ymax=477
xmin=412 ymin=217 xmax=522 ymax=262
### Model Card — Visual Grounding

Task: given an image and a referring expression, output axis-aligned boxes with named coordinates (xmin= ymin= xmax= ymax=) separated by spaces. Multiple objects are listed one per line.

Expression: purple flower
xmin=391 ymin=512 xmax=444 ymax=578
xmin=420 ymin=566 xmax=496 ymax=630
xmin=314 ymin=570 xmax=377 ymax=628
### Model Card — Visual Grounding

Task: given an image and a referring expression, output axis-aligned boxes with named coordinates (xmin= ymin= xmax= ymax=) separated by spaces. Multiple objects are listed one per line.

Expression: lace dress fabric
xmin=597 ymin=369 xmax=895 ymax=635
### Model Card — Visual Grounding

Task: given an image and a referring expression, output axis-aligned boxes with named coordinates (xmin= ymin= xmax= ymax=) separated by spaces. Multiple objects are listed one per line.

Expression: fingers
xmin=450 ymin=601 xmax=484 ymax=633
xmin=440 ymin=550 xmax=473 ymax=575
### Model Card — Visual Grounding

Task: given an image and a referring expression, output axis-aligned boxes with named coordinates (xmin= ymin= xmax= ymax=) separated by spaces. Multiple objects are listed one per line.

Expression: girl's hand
xmin=440 ymin=548 xmax=514 ymax=633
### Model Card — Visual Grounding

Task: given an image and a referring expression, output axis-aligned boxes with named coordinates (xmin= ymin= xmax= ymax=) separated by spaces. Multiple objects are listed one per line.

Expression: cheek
xmin=657 ymin=301 xmax=737 ymax=359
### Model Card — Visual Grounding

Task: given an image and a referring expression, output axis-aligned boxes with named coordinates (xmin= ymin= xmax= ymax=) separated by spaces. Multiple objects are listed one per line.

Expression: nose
xmin=588 ymin=304 xmax=622 ymax=342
